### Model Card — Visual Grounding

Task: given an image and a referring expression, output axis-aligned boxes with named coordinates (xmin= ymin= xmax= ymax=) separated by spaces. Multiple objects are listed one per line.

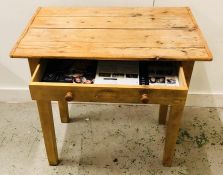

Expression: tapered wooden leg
xmin=163 ymin=104 xmax=185 ymax=167
xmin=159 ymin=105 xmax=168 ymax=125
xmin=36 ymin=100 xmax=59 ymax=165
xmin=182 ymin=61 xmax=194 ymax=86
xmin=28 ymin=59 xmax=40 ymax=75
xmin=58 ymin=101 xmax=70 ymax=123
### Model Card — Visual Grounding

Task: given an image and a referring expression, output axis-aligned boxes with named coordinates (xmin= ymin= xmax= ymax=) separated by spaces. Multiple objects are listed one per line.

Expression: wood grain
xmin=31 ymin=16 xmax=194 ymax=29
xmin=28 ymin=59 xmax=40 ymax=75
xmin=10 ymin=7 xmax=212 ymax=61
xmin=159 ymin=105 xmax=168 ymax=125
xmin=58 ymin=101 xmax=69 ymax=123
xmin=182 ymin=61 xmax=195 ymax=86
xmin=186 ymin=8 xmax=213 ymax=60
xmin=13 ymin=47 xmax=209 ymax=61
xmin=37 ymin=7 xmax=192 ymax=17
xmin=163 ymin=103 xmax=185 ymax=166
xmin=30 ymin=83 xmax=187 ymax=105
xmin=20 ymin=28 xmax=204 ymax=47
xmin=36 ymin=100 xmax=59 ymax=165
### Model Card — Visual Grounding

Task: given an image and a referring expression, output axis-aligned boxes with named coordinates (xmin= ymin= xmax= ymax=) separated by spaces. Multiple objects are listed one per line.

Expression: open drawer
xmin=29 ymin=60 xmax=188 ymax=105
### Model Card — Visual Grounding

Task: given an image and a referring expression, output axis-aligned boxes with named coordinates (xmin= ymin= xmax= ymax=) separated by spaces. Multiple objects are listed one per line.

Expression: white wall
xmin=0 ymin=0 xmax=223 ymax=105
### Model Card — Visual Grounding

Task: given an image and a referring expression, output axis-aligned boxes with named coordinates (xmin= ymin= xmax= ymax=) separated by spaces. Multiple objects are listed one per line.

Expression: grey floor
xmin=0 ymin=102 xmax=223 ymax=175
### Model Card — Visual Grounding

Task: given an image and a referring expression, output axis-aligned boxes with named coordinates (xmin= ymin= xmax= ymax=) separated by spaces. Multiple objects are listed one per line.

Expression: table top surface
xmin=10 ymin=7 xmax=212 ymax=61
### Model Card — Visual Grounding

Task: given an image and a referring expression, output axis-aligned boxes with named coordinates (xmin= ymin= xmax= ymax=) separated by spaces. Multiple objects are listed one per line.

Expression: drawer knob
xmin=141 ymin=94 xmax=149 ymax=104
xmin=65 ymin=92 xmax=73 ymax=101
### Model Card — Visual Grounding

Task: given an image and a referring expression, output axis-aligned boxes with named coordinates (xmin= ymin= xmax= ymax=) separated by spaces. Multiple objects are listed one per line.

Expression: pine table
xmin=10 ymin=7 xmax=212 ymax=166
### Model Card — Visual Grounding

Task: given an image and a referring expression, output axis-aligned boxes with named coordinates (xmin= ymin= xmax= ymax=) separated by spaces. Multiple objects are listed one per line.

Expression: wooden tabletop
xmin=10 ymin=7 xmax=212 ymax=61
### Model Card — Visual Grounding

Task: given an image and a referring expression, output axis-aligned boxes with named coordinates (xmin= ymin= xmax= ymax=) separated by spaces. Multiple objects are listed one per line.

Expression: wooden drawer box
xmin=29 ymin=60 xmax=188 ymax=105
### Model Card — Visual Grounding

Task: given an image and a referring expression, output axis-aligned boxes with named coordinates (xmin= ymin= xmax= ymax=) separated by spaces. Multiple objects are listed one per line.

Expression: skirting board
xmin=0 ymin=88 xmax=223 ymax=107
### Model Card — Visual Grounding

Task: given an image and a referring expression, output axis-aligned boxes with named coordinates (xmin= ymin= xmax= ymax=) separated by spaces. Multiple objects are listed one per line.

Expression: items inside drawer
xmin=42 ymin=60 xmax=180 ymax=86
xmin=140 ymin=61 xmax=179 ymax=86
xmin=42 ymin=60 xmax=97 ymax=84
xmin=94 ymin=61 xmax=139 ymax=85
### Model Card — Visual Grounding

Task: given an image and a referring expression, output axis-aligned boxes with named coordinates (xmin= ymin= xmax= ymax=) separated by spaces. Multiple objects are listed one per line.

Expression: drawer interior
xmin=32 ymin=59 xmax=187 ymax=88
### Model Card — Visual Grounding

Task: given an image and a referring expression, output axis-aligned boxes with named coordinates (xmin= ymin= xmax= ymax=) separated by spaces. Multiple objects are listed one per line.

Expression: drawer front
xmin=29 ymin=61 xmax=188 ymax=105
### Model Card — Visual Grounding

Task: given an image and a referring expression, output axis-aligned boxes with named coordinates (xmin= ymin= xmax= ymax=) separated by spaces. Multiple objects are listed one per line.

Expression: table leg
xmin=159 ymin=105 xmax=168 ymax=125
xmin=158 ymin=62 xmax=193 ymax=126
xmin=58 ymin=101 xmax=70 ymax=123
xmin=182 ymin=61 xmax=194 ymax=86
xmin=28 ymin=59 xmax=40 ymax=75
xmin=36 ymin=100 xmax=59 ymax=165
xmin=163 ymin=103 xmax=185 ymax=166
